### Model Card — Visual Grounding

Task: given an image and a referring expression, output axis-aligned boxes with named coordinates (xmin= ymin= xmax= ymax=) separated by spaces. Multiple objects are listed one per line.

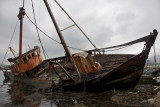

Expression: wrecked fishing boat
xmin=5 ymin=0 xmax=158 ymax=92
xmin=49 ymin=29 xmax=158 ymax=92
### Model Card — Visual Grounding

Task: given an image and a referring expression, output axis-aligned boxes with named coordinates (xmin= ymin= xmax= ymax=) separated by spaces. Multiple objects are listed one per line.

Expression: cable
xmin=25 ymin=13 xmax=86 ymax=52
xmin=1 ymin=20 xmax=19 ymax=67
xmin=31 ymin=0 xmax=49 ymax=59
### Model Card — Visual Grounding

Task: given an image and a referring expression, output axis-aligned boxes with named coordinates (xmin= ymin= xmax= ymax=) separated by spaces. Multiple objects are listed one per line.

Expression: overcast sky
xmin=0 ymin=0 xmax=160 ymax=64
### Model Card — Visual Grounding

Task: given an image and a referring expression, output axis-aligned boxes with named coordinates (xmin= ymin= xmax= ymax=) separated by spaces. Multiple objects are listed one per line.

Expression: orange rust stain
xmin=11 ymin=54 xmax=43 ymax=73
xmin=74 ymin=52 xmax=101 ymax=73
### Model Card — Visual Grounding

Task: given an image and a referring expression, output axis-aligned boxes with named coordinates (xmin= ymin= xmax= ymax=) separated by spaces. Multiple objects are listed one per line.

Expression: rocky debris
xmin=149 ymin=91 xmax=160 ymax=107
xmin=109 ymin=74 xmax=160 ymax=107
xmin=153 ymin=76 xmax=160 ymax=85
xmin=111 ymin=90 xmax=152 ymax=106
xmin=152 ymin=69 xmax=160 ymax=77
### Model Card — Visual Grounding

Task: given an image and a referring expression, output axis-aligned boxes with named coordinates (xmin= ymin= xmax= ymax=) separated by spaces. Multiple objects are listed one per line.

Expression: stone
xmin=149 ymin=91 xmax=160 ymax=107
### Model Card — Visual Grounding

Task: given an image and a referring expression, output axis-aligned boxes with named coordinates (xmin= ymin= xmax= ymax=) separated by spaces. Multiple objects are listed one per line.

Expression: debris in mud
xmin=111 ymin=90 xmax=152 ymax=106
xmin=109 ymin=74 xmax=160 ymax=107
xmin=152 ymin=69 xmax=160 ymax=77
xmin=149 ymin=91 xmax=160 ymax=107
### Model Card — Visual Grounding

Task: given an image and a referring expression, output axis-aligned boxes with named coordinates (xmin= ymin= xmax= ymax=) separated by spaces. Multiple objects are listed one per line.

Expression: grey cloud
xmin=116 ymin=12 xmax=136 ymax=23
xmin=0 ymin=0 xmax=160 ymax=64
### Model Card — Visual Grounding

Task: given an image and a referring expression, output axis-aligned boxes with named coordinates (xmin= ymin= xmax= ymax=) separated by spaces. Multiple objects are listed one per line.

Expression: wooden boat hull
xmin=62 ymin=52 xmax=145 ymax=92
xmin=61 ymin=30 xmax=158 ymax=92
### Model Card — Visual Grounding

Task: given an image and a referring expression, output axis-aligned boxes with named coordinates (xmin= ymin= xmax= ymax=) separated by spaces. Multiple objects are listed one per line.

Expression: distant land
xmin=0 ymin=65 xmax=10 ymax=70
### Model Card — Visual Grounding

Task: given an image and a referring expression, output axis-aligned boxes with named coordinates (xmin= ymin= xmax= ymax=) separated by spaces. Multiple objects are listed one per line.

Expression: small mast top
xmin=17 ymin=7 xmax=25 ymax=20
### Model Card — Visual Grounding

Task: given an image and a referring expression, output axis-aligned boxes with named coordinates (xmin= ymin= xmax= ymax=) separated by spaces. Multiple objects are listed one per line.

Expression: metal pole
xmin=18 ymin=7 xmax=25 ymax=72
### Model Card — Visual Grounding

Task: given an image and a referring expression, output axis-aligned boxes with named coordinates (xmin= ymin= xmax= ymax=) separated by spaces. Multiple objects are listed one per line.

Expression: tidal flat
xmin=0 ymin=69 xmax=160 ymax=107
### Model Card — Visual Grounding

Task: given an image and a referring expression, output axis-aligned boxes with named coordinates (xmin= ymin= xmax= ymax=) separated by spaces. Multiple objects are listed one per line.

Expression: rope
xmin=25 ymin=13 xmax=143 ymax=54
xmin=25 ymin=12 xmax=153 ymax=57
xmin=25 ymin=13 xmax=86 ymax=52
xmin=87 ymin=34 xmax=150 ymax=53
xmin=26 ymin=6 xmax=152 ymax=55
xmin=104 ymin=45 xmax=131 ymax=53
xmin=1 ymin=20 xmax=19 ymax=67
xmin=31 ymin=0 xmax=49 ymax=59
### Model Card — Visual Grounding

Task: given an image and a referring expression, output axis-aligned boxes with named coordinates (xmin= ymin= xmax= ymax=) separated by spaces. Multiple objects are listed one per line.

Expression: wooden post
xmin=43 ymin=0 xmax=81 ymax=78
xmin=9 ymin=47 xmax=16 ymax=58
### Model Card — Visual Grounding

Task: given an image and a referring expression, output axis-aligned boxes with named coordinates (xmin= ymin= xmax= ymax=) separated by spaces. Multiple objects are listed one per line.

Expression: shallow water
xmin=0 ymin=70 xmax=121 ymax=107
xmin=0 ymin=70 xmax=157 ymax=107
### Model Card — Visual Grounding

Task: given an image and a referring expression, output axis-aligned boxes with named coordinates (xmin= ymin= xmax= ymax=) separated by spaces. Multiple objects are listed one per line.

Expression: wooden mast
xmin=43 ymin=0 xmax=81 ymax=78
xmin=43 ymin=0 xmax=72 ymax=63
xmin=17 ymin=7 xmax=25 ymax=73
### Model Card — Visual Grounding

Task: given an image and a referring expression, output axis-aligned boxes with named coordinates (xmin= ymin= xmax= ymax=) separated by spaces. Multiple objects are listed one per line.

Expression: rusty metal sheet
xmin=9 ymin=47 xmax=43 ymax=74
xmin=74 ymin=52 xmax=101 ymax=73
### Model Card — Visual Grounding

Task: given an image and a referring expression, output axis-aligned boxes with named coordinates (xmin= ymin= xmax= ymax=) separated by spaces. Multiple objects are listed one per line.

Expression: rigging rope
xmin=26 ymin=12 xmax=145 ymax=54
xmin=31 ymin=0 xmax=49 ymax=59
xmin=1 ymin=20 xmax=19 ymax=67
xmin=25 ymin=13 xmax=151 ymax=57
xmin=25 ymin=5 xmax=152 ymax=55
xmin=26 ymin=12 xmax=153 ymax=57
xmin=104 ymin=45 xmax=131 ymax=53
xmin=25 ymin=13 xmax=86 ymax=52
xmin=87 ymin=34 xmax=151 ymax=53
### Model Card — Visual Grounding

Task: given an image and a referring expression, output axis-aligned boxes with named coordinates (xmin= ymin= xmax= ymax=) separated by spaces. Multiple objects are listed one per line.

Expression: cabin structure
xmin=8 ymin=46 xmax=43 ymax=75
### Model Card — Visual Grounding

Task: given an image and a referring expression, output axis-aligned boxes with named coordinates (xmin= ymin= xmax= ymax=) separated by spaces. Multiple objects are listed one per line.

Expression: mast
xmin=17 ymin=7 xmax=25 ymax=72
xmin=43 ymin=0 xmax=81 ymax=78
xmin=43 ymin=0 xmax=72 ymax=62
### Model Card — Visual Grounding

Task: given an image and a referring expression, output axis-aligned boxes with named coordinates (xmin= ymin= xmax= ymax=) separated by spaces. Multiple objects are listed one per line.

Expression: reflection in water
xmin=8 ymin=81 xmax=42 ymax=107
xmin=1 ymin=79 xmax=119 ymax=107
xmin=0 ymin=69 xmax=119 ymax=107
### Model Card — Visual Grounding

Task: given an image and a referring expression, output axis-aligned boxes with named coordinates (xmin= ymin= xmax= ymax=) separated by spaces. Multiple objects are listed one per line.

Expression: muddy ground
xmin=37 ymin=72 xmax=160 ymax=107
xmin=1 ymin=69 xmax=160 ymax=107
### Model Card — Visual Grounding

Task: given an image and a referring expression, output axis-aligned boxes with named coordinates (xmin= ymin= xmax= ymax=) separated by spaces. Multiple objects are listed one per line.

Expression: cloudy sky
xmin=0 ymin=0 xmax=160 ymax=64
